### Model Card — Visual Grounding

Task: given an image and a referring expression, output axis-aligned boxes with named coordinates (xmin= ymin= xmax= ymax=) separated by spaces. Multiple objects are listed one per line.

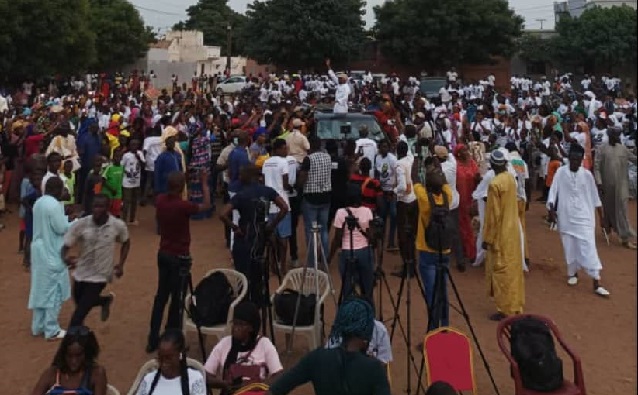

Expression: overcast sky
xmin=132 ymin=0 xmax=557 ymax=33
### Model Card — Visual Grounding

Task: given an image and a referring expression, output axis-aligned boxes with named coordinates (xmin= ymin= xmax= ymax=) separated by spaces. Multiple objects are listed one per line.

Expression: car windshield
xmin=315 ymin=114 xmax=385 ymax=141
xmin=420 ymin=79 xmax=447 ymax=95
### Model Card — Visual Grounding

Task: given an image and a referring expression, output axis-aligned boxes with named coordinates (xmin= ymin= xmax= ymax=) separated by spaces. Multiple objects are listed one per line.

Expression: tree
xmin=553 ymin=5 xmax=637 ymax=73
xmin=374 ymin=0 xmax=523 ymax=71
xmin=242 ymin=0 xmax=367 ymax=69
xmin=518 ymin=33 xmax=557 ymax=65
xmin=0 ymin=0 xmax=95 ymax=82
xmin=173 ymin=0 xmax=248 ymax=56
xmin=89 ymin=0 xmax=151 ymax=72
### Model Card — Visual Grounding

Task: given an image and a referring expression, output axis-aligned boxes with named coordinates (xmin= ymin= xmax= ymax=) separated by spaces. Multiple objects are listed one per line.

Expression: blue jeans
xmin=379 ymin=196 xmax=397 ymax=247
xmin=302 ymin=200 xmax=330 ymax=266
xmin=339 ymin=247 xmax=375 ymax=305
xmin=418 ymin=251 xmax=450 ymax=331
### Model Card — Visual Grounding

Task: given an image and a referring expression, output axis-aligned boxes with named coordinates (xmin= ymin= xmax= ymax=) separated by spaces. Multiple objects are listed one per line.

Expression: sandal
xmin=622 ymin=241 xmax=637 ymax=250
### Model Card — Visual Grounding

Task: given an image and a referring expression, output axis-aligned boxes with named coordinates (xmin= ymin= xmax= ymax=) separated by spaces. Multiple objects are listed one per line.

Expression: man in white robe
xmin=547 ymin=144 xmax=610 ymax=296
xmin=326 ymin=59 xmax=350 ymax=114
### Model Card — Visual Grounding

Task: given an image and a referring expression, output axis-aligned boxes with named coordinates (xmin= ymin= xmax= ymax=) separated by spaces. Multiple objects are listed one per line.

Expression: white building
xmin=124 ymin=30 xmax=248 ymax=90
xmin=554 ymin=0 xmax=637 ymax=21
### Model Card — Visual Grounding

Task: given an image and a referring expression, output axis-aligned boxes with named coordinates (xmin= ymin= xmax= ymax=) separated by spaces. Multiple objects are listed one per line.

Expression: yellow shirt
xmin=414 ymin=183 xmax=453 ymax=253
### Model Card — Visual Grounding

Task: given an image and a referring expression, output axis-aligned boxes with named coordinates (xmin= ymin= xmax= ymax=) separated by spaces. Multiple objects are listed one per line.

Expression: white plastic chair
xmin=271 ymin=268 xmax=330 ymax=351
xmin=183 ymin=269 xmax=248 ymax=344
xmin=107 ymin=384 xmax=120 ymax=395
xmin=127 ymin=358 xmax=206 ymax=395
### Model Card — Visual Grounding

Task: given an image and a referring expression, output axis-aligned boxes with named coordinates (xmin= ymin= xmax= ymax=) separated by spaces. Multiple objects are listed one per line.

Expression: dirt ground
xmin=1 ymin=193 xmax=636 ymax=395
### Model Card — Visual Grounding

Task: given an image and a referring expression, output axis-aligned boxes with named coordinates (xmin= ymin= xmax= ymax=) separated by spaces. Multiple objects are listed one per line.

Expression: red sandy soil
xmin=1 ymin=196 xmax=635 ymax=394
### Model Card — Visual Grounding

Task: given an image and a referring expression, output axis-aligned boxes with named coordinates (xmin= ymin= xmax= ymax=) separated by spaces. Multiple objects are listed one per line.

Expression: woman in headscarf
xmin=204 ymin=301 xmax=282 ymax=394
xmin=188 ymin=121 xmax=211 ymax=220
xmin=267 ymin=298 xmax=390 ymax=395
xmin=454 ymin=143 xmax=480 ymax=264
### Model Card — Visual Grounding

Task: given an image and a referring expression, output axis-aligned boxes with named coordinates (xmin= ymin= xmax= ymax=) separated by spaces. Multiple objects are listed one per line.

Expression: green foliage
xmin=553 ymin=5 xmax=637 ymax=72
xmin=89 ymin=0 xmax=150 ymax=72
xmin=518 ymin=33 xmax=556 ymax=64
xmin=373 ymin=0 xmax=523 ymax=70
xmin=173 ymin=0 xmax=248 ymax=56
xmin=0 ymin=0 xmax=96 ymax=81
xmin=0 ymin=0 xmax=150 ymax=82
xmin=242 ymin=0 xmax=367 ymax=69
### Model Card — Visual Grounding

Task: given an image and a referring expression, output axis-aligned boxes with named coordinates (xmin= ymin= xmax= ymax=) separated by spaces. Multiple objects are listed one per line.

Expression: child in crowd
xmin=19 ymin=164 xmax=35 ymax=253
xmin=544 ymin=145 xmax=562 ymax=202
xmin=83 ymin=155 xmax=104 ymax=216
xmin=62 ymin=159 xmax=75 ymax=206
xmin=102 ymin=148 xmax=124 ymax=217
xmin=21 ymin=171 xmax=44 ymax=270
xmin=121 ymin=139 xmax=145 ymax=225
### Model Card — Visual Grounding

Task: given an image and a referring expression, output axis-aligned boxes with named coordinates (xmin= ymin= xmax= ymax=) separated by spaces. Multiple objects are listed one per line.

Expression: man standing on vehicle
xmin=326 ymin=58 xmax=351 ymax=114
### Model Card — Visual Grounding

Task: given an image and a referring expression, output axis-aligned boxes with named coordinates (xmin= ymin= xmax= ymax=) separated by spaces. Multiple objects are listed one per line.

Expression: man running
xmin=62 ymin=194 xmax=130 ymax=327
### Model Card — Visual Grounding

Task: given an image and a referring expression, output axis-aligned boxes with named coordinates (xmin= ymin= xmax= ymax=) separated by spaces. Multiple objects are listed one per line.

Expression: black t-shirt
xmin=230 ymin=183 xmax=278 ymax=239
xmin=331 ymin=155 xmax=349 ymax=202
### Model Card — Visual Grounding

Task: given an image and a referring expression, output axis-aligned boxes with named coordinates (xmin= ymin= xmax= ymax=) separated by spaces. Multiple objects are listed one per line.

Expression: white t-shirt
xmin=591 ymin=128 xmax=608 ymax=149
xmin=262 ymin=155 xmax=289 ymax=213
xmin=581 ymin=79 xmax=591 ymax=90
xmin=42 ymin=171 xmax=68 ymax=194
xmin=122 ymin=151 xmax=144 ymax=188
xmin=374 ymin=153 xmax=397 ymax=192
xmin=355 ymin=138 xmax=378 ymax=177
xmin=143 ymin=136 xmax=163 ymax=171
xmin=136 ymin=369 xmax=206 ymax=395
xmin=446 ymin=71 xmax=458 ymax=82
xmin=439 ymin=87 xmax=451 ymax=103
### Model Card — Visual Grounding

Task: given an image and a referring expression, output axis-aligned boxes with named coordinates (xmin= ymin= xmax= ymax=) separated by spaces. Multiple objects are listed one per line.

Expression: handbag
xmin=224 ymin=337 xmax=265 ymax=386
xmin=273 ymin=289 xmax=317 ymax=326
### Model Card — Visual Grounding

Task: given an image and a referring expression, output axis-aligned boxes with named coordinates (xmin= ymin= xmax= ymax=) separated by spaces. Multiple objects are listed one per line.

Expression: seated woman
xmin=325 ymin=299 xmax=393 ymax=366
xmin=136 ymin=329 xmax=206 ymax=395
xmin=31 ymin=326 xmax=107 ymax=395
xmin=205 ymin=301 xmax=283 ymax=394
xmin=267 ymin=298 xmax=391 ymax=395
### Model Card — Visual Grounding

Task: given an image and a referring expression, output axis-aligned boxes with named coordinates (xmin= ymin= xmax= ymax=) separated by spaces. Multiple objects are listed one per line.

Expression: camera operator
xmin=146 ymin=170 xmax=211 ymax=353
xmin=219 ymin=165 xmax=289 ymax=304
xmin=411 ymin=153 xmax=453 ymax=331
xmin=328 ymin=184 xmax=375 ymax=305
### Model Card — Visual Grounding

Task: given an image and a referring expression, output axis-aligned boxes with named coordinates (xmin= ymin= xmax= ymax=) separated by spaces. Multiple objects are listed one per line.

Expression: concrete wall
xmin=122 ymin=60 xmax=197 ymax=90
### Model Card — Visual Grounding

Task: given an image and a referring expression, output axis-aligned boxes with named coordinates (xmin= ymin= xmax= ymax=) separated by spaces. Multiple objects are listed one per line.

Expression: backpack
xmin=425 ymin=191 xmax=451 ymax=251
xmin=273 ymin=289 xmax=317 ymax=326
xmin=510 ymin=317 xmax=564 ymax=392
xmin=189 ymin=272 xmax=234 ymax=326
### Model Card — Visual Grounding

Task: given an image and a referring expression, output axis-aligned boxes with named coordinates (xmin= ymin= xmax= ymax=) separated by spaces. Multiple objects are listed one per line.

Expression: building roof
xmin=149 ymin=40 xmax=172 ymax=49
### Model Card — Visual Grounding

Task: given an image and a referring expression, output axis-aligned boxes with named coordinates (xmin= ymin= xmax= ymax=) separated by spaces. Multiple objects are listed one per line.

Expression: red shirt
xmin=349 ymin=173 xmax=383 ymax=211
xmin=25 ymin=134 xmax=45 ymax=158
xmin=156 ymin=194 xmax=199 ymax=256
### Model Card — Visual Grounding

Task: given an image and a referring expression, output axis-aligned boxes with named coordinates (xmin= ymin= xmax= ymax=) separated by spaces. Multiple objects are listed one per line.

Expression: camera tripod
xmin=380 ymin=224 xmax=429 ymax=395
xmin=414 ymin=230 xmax=501 ymax=395
xmin=176 ymin=256 xmax=209 ymax=363
xmin=251 ymin=218 xmax=279 ymax=345
xmin=288 ymin=221 xmax=337 ymax=353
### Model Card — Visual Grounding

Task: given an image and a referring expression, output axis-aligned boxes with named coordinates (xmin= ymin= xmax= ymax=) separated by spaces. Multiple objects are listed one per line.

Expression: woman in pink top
xmin=204 ymin=302 xmax=283 ymax=394
xmin=328 ymin=184 xmax=375 ymax=306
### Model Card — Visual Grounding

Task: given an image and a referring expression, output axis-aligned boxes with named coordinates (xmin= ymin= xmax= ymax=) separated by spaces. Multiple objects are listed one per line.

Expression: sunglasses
xmin=67 ymin=326 xmax=91 ymax=337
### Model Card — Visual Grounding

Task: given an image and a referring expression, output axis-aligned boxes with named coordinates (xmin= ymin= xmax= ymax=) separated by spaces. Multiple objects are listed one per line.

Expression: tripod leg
xmin=187 ymin=273 xmax=208 ymax=363
xmin=446 ymin=268 xmax=501 ymax=395
xmin=389 ymin=267 xmax=407 ymax=342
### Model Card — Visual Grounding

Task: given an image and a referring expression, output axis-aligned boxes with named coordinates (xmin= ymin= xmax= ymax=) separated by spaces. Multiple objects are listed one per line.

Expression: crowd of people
xmin=0 ymin=62 xmax=635 ymax=394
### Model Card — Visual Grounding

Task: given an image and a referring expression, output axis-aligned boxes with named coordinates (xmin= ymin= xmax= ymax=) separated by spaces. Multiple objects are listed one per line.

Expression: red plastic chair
xmin=423 ymin=327 xmax=477 ymax=394
xmin=496 ymin=314 xmax=586 ymax=395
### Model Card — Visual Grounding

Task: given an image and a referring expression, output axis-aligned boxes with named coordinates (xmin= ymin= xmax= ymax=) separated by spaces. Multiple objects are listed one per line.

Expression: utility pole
xmin=536 ymin=18 xmax=547 ymax=30
xmin=226 ymin=23 xmax=232 ymax=77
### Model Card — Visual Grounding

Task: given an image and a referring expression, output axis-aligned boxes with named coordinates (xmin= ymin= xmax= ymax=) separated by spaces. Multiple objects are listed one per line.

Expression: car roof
xmin=314 ymin=111 xmax=377 ymax=120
